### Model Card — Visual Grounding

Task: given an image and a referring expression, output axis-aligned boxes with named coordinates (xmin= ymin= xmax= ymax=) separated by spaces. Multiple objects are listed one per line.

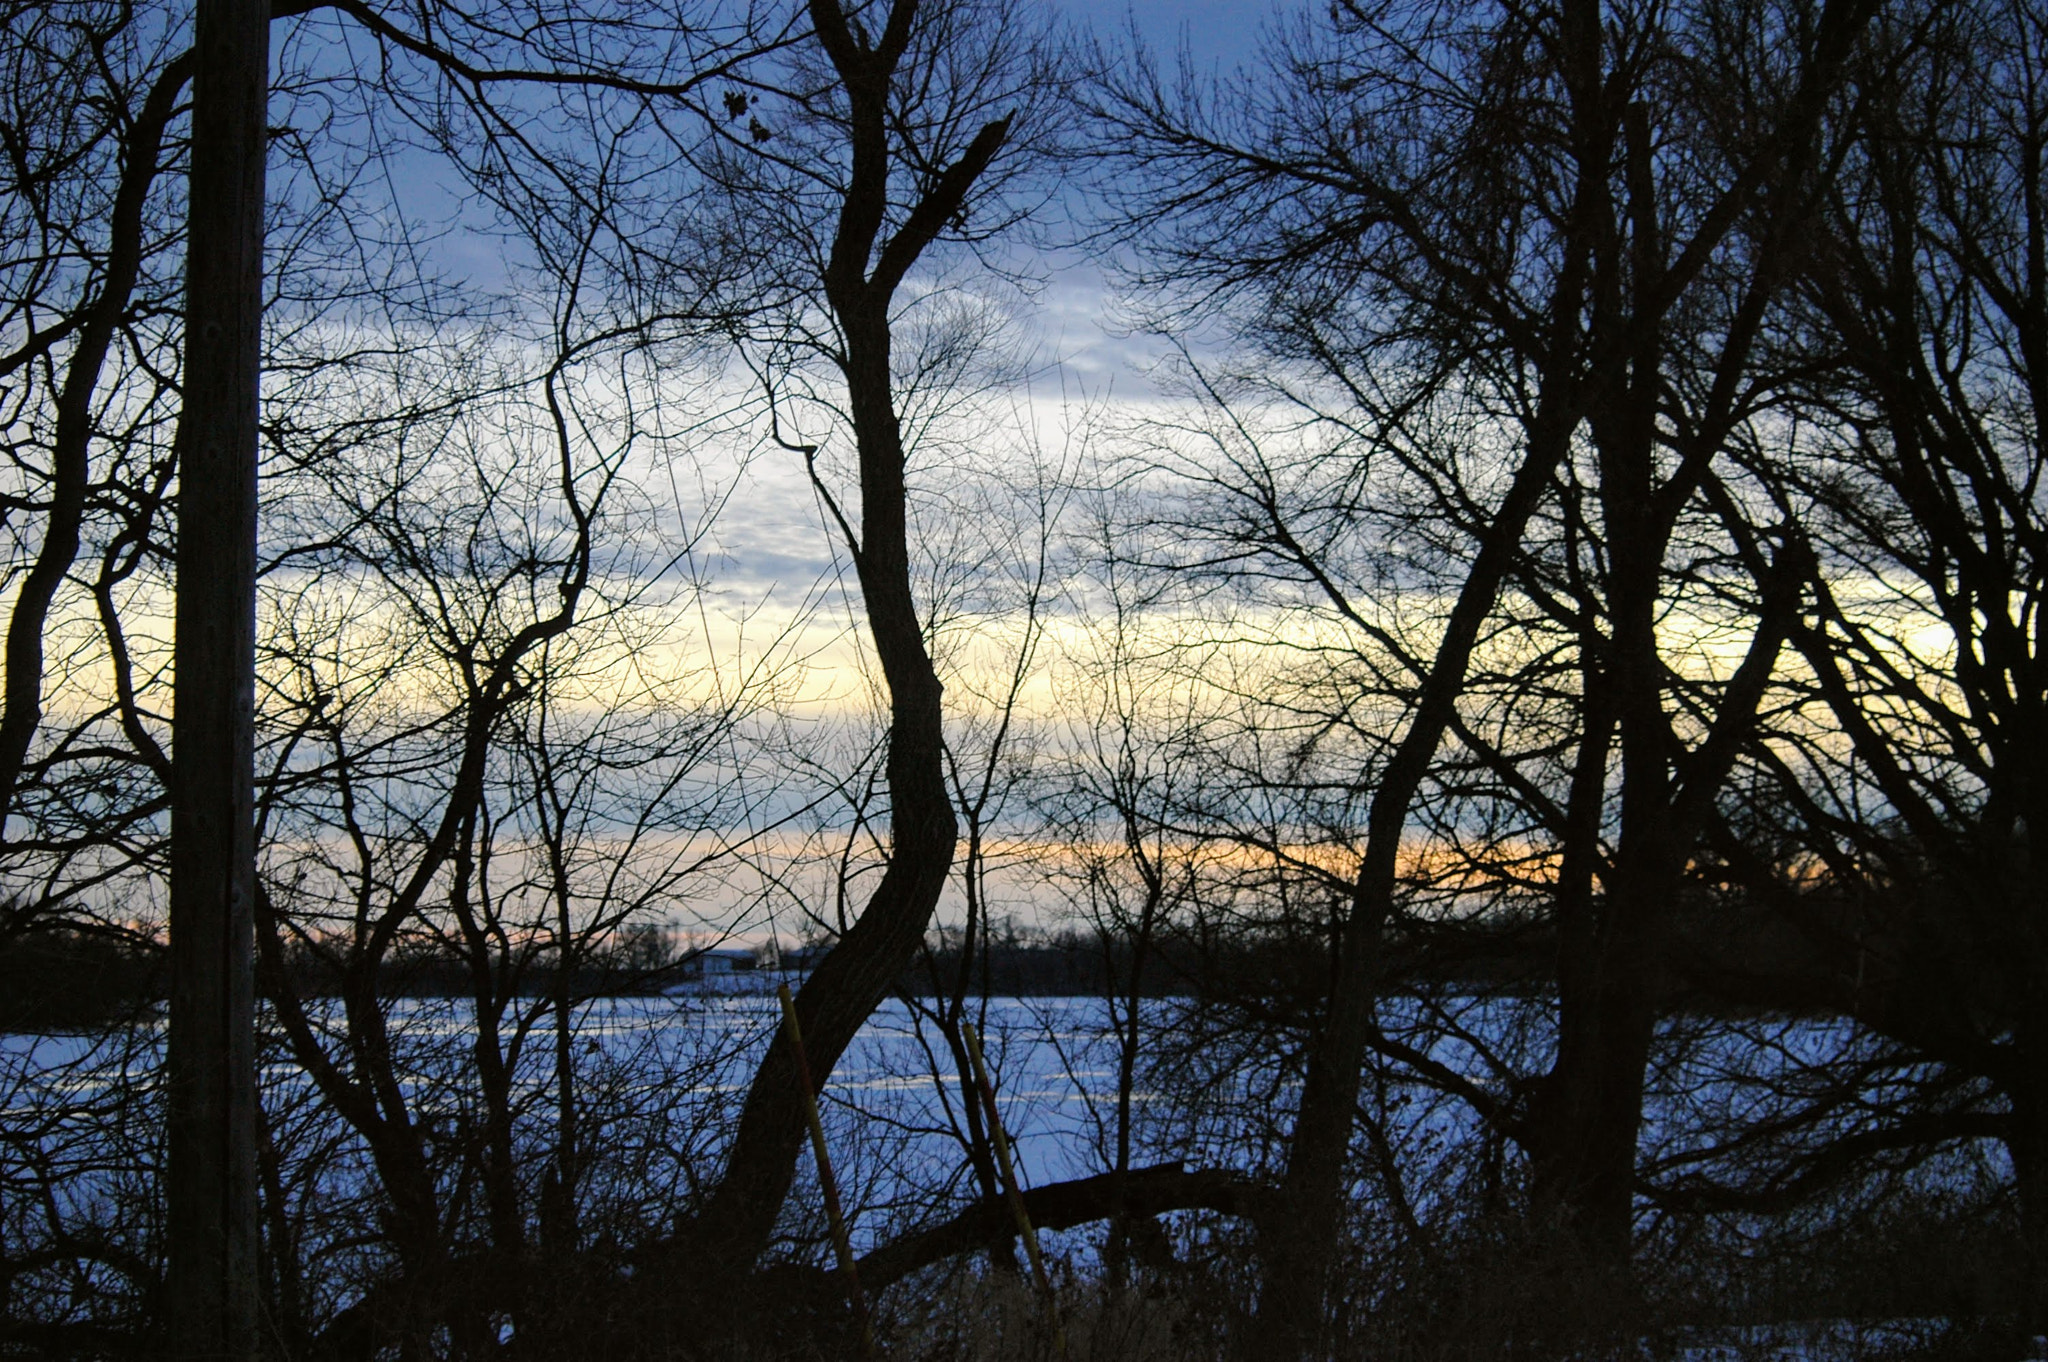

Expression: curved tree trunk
xmin=668 ymin=0 xmax=1009 ymax=1311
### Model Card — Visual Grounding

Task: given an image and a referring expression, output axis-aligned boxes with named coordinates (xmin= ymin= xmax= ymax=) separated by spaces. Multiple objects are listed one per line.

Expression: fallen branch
xmin=854 ymin=1162 xmax=1266 ymax=1290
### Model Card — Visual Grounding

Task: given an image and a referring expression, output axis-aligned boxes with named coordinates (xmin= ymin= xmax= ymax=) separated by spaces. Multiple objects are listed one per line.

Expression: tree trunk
xmin=660 ymin=1 xmax=1009 ymax=1318
xmin=1527 ymin=233 xmax=1671 ymax=1269
xmin=1525 ymin=665 xmax=1624 ymax=1274
xmin=1254 ymin=401 xmax=1581 ymax=1359
xmin=677 ymin=297 xmax=959 ymax=1293
xmin=166 ymin=0 xmax=268 ymax=1355
xmin=1531 ymin=905 xmax=1660 ymax=1271
xmin=2014 ymin=1097 xmax=2048 ymax=1347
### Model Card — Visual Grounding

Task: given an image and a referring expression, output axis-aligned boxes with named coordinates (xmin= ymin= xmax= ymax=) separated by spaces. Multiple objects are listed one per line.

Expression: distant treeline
xmin=893 ymin=892 xmax=1849 ymax=1011
xmin=0 ymin=925 xmax=688 ymax=1028
xmin=904 ymin=921 xmax=1562 ymax=1000
xmin=4 ymin=895 xmax=1841 ymax=1031
xmin=0 ymin=930 xmax=166 ymax=1031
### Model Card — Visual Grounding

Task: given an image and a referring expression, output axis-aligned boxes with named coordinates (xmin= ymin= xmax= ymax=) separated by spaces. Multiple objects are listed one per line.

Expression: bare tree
xmin=0 ymin=2 xmax=191 ymax=843
xmin=1713 ymin=0 xmax=2048 ymax=1335
xmin=1035 ymin=517 xmax=1225 ymax=1292
xmin=1086 ymin=0 xmax=1873 ymax=1349
xmin=641 ymin=1 xmax=1068 ymax=1321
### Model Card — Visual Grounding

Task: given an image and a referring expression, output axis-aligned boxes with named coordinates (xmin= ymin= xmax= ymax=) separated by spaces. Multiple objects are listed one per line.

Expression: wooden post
xmin=167 ymin=0 xmax=267 ymax=1356
xmin=963 ymin=1021 xmax=1068 ymax=1360
xmin=778 ymin=985 xmax=878 ymax=1359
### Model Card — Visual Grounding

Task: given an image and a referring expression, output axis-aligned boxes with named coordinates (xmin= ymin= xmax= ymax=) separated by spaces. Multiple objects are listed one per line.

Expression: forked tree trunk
xmin=1527 ymin=232 xmax=1674 ymax=1273
xmin=165 ymin=0 xmax=268 ymax=1356
xmin=1515 ymin=0 xmax=1862 ymax=1295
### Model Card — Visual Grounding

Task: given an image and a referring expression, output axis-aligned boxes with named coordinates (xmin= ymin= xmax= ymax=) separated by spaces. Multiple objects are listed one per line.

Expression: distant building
xmin=672 ymin=947 xmax=757 ymax=983
xmin=660 ymin=944 xmax=815 ymax=996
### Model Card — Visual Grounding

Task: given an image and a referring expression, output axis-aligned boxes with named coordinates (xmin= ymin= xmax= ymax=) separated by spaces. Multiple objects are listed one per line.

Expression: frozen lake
xmin=0 ymin=990 xmax=1994 ymax=1270
xmin=0 ymin=988 xmax=2011 ymax=1362
xmin=1 ymin=992 xmax=1215 ymax=1262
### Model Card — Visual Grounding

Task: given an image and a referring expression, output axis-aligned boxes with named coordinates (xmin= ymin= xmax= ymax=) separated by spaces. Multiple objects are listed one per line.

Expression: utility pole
xmin=166 ymin=0 xmax=267 ymax=1354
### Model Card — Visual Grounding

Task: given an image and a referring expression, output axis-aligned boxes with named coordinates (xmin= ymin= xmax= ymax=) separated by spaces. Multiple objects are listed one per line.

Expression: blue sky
xmin=1074 ymin=0 xmax=1290 ymax=70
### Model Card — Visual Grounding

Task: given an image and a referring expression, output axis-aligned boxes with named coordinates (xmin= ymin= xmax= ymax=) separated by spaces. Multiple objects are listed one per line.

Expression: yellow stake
xmin=779 ymin=984 xmax=878 ymax=1360
xmin=963 ymin=1020 xmax=1069 ymax=1360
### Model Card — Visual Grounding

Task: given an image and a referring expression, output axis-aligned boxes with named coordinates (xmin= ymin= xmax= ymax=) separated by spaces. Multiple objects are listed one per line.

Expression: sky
xmin=1075 ymin=0 xmax=1290 ymax=70
xmin=238 ymin=0 xmax=1310 ymax=697
xmin=630 ymin=3 xmax=1308 ymax=630
xmin=250 ymin=0 xmax=1317 ymax=770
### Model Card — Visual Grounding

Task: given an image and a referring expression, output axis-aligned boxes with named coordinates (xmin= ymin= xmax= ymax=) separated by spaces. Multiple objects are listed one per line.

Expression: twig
xmin=963 ymin=1021 xmax=1069 ymax=1360
xmin=779 ymin=984 xmax=879 ymax=1360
